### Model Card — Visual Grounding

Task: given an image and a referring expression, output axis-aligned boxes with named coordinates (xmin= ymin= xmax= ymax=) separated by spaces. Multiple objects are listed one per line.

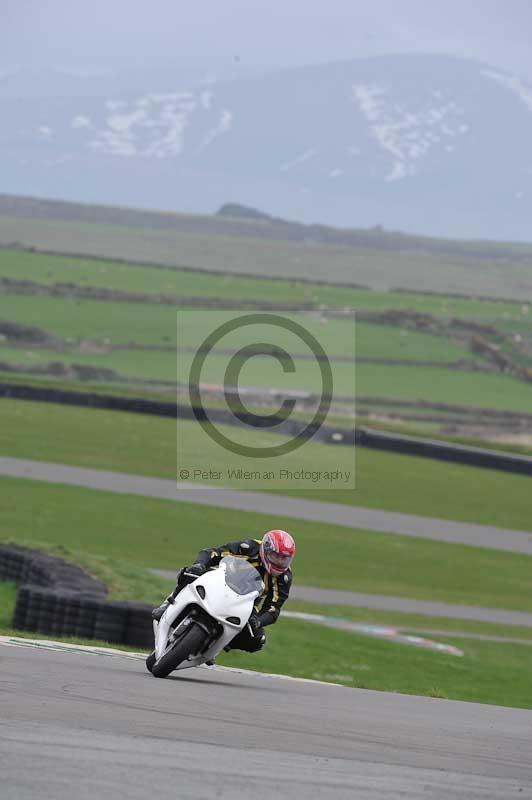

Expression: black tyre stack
xmin=93 ymin=600 xmax=129 ymax=644
xmin=11 ymin=584 xmax=31 ymax=630
xmin=61 ymin=594 xmax=83 ymax=637
xmin=123 ymin=602 xmax=154 ymax=649
xmin=0 ymin=543 xmax=154 ymax=648
xmin=35 ymin=589 xmax=59 ymax=636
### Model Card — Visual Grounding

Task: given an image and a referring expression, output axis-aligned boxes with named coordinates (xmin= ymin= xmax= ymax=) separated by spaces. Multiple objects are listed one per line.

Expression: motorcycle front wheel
xmin=145 ymin=651 xmax=156 ymax=673
xmin=151 ymin=623 xmax=209 ymax=678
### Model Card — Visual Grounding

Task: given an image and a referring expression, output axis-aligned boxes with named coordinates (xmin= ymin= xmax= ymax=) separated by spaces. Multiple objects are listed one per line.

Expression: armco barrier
xmin=0 ymin=382 xmax=177 ymax=418
xmin=355 ymin=428 xmax=532 ymax=476
xmin=1 ymin=381 xmax=532 ymax=475
xmin=0 ymin=544 xmax=154 ymax=648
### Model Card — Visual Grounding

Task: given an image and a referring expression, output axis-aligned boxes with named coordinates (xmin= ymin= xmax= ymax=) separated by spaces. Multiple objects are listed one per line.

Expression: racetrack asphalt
xmin=2 ymin=457 xmax=532 ymax=555
xmin=1 ymin=640 xmax=531 ymax=800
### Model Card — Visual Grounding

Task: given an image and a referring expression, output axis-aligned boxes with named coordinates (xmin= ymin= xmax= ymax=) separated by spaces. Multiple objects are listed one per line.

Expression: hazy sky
xmin=2 ymin=0 xmax=532 ymax=80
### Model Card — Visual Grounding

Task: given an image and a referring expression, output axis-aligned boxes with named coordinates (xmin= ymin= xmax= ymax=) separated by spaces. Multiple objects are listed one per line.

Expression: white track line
xmin=0 ymin=636 xmax=342 ymax=687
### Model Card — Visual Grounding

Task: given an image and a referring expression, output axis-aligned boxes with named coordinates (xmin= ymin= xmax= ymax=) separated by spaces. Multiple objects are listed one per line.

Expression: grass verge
xmin=0 ymin=538 xmax=168 ymax=603
xmin=287 ymin=600 xmax=532 ymax=641
xmin=2 ymin=560 xmax=531 ymax=708
xmin=2 ymin=398 xmax=532 ymax=531
xmin=2 ymin=477 xmax=532 ymax=612
xmin=0 ymin=581 xmax=17 ymax=628
xmin=217 ymin=619 xmax=532 ymax=709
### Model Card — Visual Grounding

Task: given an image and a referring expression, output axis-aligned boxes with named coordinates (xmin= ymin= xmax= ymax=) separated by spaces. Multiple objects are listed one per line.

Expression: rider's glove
xmin=247 ymin=611 xmax=264 ymax=640
xmin=182 ymin=563 xmax=207 ymax=583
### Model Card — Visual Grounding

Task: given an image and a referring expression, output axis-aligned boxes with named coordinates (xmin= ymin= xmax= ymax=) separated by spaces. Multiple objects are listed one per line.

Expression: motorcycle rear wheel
xmin=151 ymin=623 xmax=209 ymax=678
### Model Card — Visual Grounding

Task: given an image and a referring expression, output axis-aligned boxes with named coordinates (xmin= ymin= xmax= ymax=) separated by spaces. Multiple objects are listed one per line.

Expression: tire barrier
xmin=0 ymin=544 xmax=154 ymax=648
xmin=1 ymin=381 xmax=532 ymax=475
xmin=0 ymin=544 xmax=107 ymax=595
xmin=123 ymin=602 xmax=157 ymax=649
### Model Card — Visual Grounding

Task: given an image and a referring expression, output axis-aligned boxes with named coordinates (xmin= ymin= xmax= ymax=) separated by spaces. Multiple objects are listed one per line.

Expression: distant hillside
xmin=2 ymin=54 xmax=532 ymax=240
xmin=217 ymin=203 xmax=272 ymax=222
xmin=1 ymin=194 xmax=532 ymax=265
xmin=1 ymin=195 xmax=532 ymax=300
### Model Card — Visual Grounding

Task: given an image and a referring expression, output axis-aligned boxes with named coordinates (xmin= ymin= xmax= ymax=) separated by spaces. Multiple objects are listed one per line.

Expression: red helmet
xmin=260 ymin=530 xmax=295 ymax=576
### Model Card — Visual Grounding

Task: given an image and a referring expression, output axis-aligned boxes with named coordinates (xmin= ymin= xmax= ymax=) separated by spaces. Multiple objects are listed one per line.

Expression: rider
xmin=152 ymin=529 xmax=295 ymax=653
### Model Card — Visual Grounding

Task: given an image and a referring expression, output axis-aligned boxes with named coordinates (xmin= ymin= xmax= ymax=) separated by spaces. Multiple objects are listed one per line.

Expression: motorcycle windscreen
xmin=221 ymin=556 xmax=264 ymax=596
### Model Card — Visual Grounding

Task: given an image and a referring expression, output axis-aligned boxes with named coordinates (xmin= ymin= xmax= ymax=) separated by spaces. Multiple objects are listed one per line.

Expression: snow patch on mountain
xmin=352 ymin=83 xmax=468 ymax=182
xmin=482 ymin=70 xmax=532 ymax=113
xmin=87 ymin=93 xmax=200 ymax=158
xmin=280 ymin=147 xmax=319 ymax=172
xmin=197 ymin=109 xmax=233 ymax=153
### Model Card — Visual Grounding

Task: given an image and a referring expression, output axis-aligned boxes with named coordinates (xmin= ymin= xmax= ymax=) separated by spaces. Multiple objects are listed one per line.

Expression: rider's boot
xmin=151 ymin=601 xmax=170 ymax=621
xmin=151 ymin=591 xmax=177 ymax=621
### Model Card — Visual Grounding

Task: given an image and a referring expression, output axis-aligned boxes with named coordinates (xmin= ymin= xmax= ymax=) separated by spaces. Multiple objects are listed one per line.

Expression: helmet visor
xmin=267 ymin=550 xmax=292 ymax=571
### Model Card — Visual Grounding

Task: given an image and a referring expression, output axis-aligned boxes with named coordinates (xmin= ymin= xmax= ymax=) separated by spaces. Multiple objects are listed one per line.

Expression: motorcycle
xmin=146 ymin=556 xmax=264 ymax=678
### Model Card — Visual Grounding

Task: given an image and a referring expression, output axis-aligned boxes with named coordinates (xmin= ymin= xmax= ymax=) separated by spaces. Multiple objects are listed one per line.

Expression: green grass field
xmin=4 ymin=539 xmax=532 ymax=643
xmin=2 ymin=399 xmax=531 ymax=531
xmin=0 ymin=293 xmax=472 ymax=361
xmin=2 ymin=230 xmax=532 ymax=709
xmin=288 ymin=600 xmax=532 ymax=641
xmin=7 ymin=366 xmax=532 ymax=455
xmin=1 ymin=247 xmax=529 ymax=322
xmin=2 ymin=476 xmax=532 ymax=611
xmin=2 ymin=215 xmax=532 ymax=300
xmin=2 ymin=246 xmax=532 ymax=416
xmin=3 ymin=343 xmax=531 ymax=412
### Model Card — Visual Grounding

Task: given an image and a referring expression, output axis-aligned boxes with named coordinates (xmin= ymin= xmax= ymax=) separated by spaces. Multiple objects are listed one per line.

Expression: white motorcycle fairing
xmin=153 ymin=557 xmax=263 ymax=671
